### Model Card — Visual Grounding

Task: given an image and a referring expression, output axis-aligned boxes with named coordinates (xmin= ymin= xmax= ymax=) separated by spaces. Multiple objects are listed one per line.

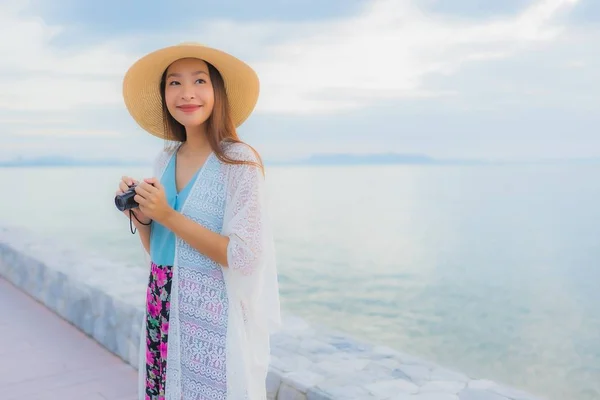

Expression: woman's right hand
xmin=116 ymin=176 xmax=152 ymax=225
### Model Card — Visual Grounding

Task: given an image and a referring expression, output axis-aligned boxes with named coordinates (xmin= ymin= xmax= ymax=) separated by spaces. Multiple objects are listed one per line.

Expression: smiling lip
xmin=177 ymin=105 xmax=201 ymax=113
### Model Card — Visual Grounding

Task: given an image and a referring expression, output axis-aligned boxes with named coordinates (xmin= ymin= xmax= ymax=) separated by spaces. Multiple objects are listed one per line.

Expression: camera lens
xmin=114 ymin=186 xmax=138 ymax=211
xmin=115 ymin=196 xmax=127 ymax=211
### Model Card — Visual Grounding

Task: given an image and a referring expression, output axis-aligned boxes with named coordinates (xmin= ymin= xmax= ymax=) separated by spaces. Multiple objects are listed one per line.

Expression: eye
xmin=168 ymin=80 xmax=180 ymax=86
xmin=195 ymin=78 xmax=206 ymax=84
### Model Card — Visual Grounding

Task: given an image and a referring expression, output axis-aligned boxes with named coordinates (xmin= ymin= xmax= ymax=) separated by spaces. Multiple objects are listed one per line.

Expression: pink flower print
xmin=161 ymin=320 xmax=169 ymax=333
xmin=146 ymin=348 xmax=154 ymax=365
xmin=155 ymin=268 xmax=168 ymax=287
xmin=147 ymin=375 xmax=156 ymax=388
xmin=148 ymin=302 xmax=160 ymax=318
xmin=160 ymin=341 xmax=168 ymax=360
xmin=146 ymin=288 xmax=154 ymax=305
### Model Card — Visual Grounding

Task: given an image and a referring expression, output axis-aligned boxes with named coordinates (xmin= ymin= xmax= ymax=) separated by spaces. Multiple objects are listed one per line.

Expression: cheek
xmin=164 ymin=89 xmax=177 ymax=109
xmin=202 ymin=88 xmax=215 ymax=109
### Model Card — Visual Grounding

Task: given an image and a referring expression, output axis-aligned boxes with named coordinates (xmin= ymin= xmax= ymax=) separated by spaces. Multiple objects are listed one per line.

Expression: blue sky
xmin=0 ymin=0 xmax=598 ymax=162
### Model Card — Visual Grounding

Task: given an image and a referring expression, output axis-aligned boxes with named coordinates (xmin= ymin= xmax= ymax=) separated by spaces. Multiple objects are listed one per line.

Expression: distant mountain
xmin=267 ymin=153 xmax=491 ymax=166
xmin=0 ymin=153 xmax=468 ymax=167
xmin=1 ymin=153 xmax=598 ymax=168
xmin=306 ymin=153 xmax=435 ymax=165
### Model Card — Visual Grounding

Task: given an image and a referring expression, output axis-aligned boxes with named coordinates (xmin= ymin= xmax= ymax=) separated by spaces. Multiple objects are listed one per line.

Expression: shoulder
xmin=152 ymin=143 xmax=178 ymax=175
xmin=221 ymin=140 xmax=262 ymax=164
xmin=154 ymin=147 xmax=173 ymax=163
xmin=221 ymin=142 xmax=263 ymax=168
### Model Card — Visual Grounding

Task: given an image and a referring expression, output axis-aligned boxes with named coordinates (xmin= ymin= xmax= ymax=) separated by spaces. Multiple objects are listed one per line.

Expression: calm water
xmin=1 ymin=163 xmax=599 ymax=399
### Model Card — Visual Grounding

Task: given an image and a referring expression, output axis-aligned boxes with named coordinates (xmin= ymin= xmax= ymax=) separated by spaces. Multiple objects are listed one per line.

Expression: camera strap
xmin=129 ymin=209 xmax=152 ymax=234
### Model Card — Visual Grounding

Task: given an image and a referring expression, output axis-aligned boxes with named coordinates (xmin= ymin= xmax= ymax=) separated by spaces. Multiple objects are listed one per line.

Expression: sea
xmin=1 ymin=162 xmax=599 ymax=400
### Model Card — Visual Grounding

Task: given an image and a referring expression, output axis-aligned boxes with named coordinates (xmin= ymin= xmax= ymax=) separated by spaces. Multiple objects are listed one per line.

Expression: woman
xmin=115 ymin=42 xmax=281 ymax=400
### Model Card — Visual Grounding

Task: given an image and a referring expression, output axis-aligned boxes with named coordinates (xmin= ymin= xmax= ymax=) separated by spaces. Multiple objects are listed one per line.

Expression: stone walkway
xmin=0 ymin=277 xmax=138 ymax=400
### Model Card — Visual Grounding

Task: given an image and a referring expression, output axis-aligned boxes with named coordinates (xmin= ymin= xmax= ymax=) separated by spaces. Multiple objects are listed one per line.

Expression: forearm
xmin=135 ymin=222 xmax=152 ymax=254
xmin=161 ymin=210 xmax=230 ymax=267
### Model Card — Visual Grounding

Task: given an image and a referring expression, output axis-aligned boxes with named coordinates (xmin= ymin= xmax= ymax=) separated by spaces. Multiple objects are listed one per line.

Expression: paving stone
xmin=267 ymin=369 xmax=283 ymax=399
xmin=277 ymin=354 xmax=314 ymax=372
xmin=459 ymin=389 xmax=510 ymax=400
xmin=420 ymin=380 xmax=466 ymax=394
xmin=364 ymin=378 xmax=420 ymax=397
xmin=0 ymin=277 xmax=137 ymax=400
xmin=410 ymin=394 xmax=460 ymax=400
xmin=490 ymin=385 xmax=544 ymax=400
xmin=372 ymin=345 xmax=402 ymax=358
xmin=467 ymin=380 xmax=497 ymax=390
xmin=430 ymin=368 xmax=470 ymax=383
xmin=397 ymin=364 xmax=432 ymax=383
xmin=283 ymin=369 xmax=326 ymax=392
xmin=314 ymin=358 xmax=370 ymax=374
xmin=377 ymin=357 xmax=404 ymax=370
xmin=317 ymin=385 xmax=375 ymax=399
xmin=306 ymin=387 xmax=332 ymax=400
xmin=277 ymin=383 xmax=308 ymax=400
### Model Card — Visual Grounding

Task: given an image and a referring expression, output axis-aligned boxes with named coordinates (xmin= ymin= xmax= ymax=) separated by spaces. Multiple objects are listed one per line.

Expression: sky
xmin=0 ymin=0 xmax=598 ymax=163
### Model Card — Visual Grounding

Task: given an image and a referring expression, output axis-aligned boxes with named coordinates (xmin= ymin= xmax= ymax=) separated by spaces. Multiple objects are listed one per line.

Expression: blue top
xmin=149 ymin=153 xmax=201 ymax=266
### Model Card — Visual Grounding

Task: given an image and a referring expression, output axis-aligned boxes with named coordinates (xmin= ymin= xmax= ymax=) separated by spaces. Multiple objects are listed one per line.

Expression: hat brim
xmin=122 ymin=43 xmax=260 ymax=139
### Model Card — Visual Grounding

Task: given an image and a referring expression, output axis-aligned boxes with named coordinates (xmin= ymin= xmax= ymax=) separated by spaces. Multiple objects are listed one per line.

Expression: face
xmin=163 ymin=57 xmax=215 ymax=129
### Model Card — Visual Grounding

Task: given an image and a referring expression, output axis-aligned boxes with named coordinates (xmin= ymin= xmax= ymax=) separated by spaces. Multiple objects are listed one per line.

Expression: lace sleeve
xmin=222 ymin=147 xmax=265 ymax=275
xmin=221 ymin=142 xmax=281 ymax=334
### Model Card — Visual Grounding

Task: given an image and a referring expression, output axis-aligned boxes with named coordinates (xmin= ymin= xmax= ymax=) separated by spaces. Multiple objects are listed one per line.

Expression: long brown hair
xmin=159 ymin=60 xmax=264 ymax=174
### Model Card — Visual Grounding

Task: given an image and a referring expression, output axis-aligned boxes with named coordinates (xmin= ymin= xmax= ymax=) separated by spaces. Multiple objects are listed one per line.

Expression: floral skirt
xmin=145 ymin=262 xmax=173 ymax=400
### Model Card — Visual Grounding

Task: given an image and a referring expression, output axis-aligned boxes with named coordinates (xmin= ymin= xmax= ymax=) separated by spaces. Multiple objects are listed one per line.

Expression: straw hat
xmin=122 ymin=42 xmax=260 ymax=139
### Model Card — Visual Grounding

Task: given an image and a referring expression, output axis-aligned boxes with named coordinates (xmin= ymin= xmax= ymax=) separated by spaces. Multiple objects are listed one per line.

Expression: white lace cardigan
xmin=137 ymin=141 xmax=282 ymax=400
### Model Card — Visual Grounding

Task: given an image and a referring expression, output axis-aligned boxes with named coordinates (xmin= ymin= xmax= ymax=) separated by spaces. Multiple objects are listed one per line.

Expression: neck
xmin=182 ymin=124 xmax=211 ymax=154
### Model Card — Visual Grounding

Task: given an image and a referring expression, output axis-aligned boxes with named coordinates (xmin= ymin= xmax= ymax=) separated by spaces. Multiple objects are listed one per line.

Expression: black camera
xmin=115 ymin=184 xmax=139 ymax=211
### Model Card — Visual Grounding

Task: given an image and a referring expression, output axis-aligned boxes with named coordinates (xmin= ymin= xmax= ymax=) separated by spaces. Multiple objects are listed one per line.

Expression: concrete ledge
xmin=0 ymin=226 xmax=547 ymax=400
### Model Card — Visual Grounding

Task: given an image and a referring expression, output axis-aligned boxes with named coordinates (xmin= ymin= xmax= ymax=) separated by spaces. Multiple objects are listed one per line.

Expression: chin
xmin=175 ymin=116 xmax=209 ymax=127
xmin=183 ymin=119 xmax=209 ymax=129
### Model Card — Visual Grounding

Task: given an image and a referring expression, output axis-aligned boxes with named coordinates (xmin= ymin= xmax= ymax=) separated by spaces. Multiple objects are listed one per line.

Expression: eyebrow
xmin=166 ymin=70 xmax=209 ymax=79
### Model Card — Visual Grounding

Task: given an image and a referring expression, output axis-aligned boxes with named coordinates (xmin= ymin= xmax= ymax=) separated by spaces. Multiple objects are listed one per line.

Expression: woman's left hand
xmin=134 ymin=178 xmax=173 ymax=224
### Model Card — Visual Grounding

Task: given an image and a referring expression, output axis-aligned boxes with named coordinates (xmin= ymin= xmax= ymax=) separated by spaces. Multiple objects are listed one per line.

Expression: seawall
xmin=0 ymin=226 xmax=547 ymax=400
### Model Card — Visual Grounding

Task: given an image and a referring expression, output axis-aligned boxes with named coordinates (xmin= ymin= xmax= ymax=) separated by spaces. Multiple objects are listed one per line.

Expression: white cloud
xmin=252 ymin=0 xmax=582 ymax=114
xmin=0 ymin=0 xmax=583 ymax=116
xmin=0 ymin=0 xmax=597 ymax=162
xmin=0 ymin=2 xmax=136 ymax=112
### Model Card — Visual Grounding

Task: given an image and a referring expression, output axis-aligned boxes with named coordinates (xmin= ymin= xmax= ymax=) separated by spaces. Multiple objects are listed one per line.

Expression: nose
xmin=180 ymin=83 xmax=195 ymax=100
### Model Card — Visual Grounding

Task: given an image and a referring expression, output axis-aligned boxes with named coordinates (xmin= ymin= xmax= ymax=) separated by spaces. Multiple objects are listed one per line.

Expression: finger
xmin=144 ymin=177 xmax=164 ymax=192
xmin=120 ymin=181 xmax=133 ymax=192
xmin=137 ymin=181 xmax=153 ymax=192
xmin=140 ymin=180 xmax=161 ymax=194
xmin=134 ymin=194 xmax=147 ymax=206
xmin=122 ymin=176 xmax=139 ymax=187
xmin=135 ymin=184 xmax=152 ymax=198
xmin=121 ymin=176 xmax=133 ymax=187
